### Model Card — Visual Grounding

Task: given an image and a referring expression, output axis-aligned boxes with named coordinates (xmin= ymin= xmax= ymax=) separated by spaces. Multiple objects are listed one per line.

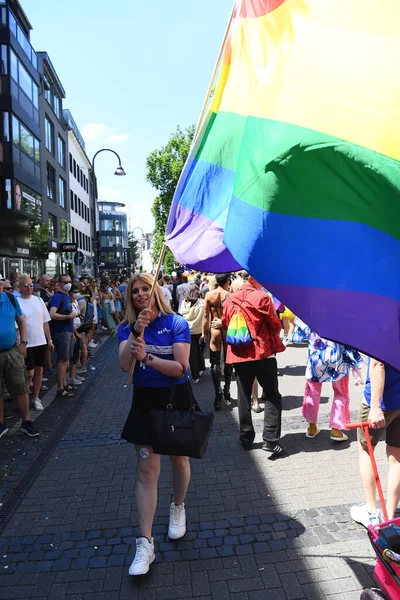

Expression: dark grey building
xmin=98 ymin=201 xmax=128 ymax=275
xmin=0 ymin=0 xmax=42 ymax=277
xmin=37 ymin=51 xmax=71 ymax=275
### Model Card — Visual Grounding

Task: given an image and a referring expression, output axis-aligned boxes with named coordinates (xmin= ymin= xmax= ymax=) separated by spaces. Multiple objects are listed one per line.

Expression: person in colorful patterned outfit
xmin=293 ymin=318 xmax=364 ymax=441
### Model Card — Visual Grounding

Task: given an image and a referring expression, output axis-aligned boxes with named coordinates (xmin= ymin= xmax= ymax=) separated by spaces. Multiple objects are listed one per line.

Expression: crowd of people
xmin=0 ymin=271 xmax=129 ymax=437
xmin=0 ymin=267 xmax=399 ymax=579
xmin=118 ymin=268 xmax=400 ymax=576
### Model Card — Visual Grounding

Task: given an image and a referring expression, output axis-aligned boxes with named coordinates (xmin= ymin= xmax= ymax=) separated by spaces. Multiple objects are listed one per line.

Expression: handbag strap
xmin=167 ymin=378 xmax=198 ymax=411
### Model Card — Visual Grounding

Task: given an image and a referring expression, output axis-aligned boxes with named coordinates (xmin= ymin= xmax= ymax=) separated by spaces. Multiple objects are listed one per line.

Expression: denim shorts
xmin=54 ymin=331 xmax=75 ymax=361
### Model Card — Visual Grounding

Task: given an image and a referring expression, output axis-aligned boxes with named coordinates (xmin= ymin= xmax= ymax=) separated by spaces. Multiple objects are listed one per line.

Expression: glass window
xmin=18 ymin=61 xmax=32 ymax=99
xmin=10 ymin=48 xmax=17 ymax=81
xmin=8 ymin=10 xmax=17 ymax=37
xmin=3 ymin=112 xmax=9 ymax=142
xmin=34 ymin=137 xmax=40 ymax=164
xmin=46 ymin=162 xmax=56 ymax=201
xmin=69 ymin=153 xmax=73 ymax=173
xmin=48 ymin=213 xmax=57 ymax=237
xmin=59 ymin=177 xmax=66 ymax=209
xmin=70 ymin=190 xmax=74 ymax=211
xmin=12 ymin=114 xmax=19 ymax=146
xmin=31 ymin=51 xmax=37 ymax=70
xmin=5 ymin=179 xmax=12 ymax=210
xmin=1 ymin=7 xmax=7 ymax=27
xmin=20 ymin=123 xmax=34 ymax=157
xmin=19 ymin=183 xmax=42 ymax=219
xmin=57 ymin=136 xmax=65 ymax=168
xmin=45 ymin=117 xmax=54 ymax=154
xmin=1 ymin=45 xmax=7 ymax=75
xmin=73 ymin=159 xmax=76 ymax=178
xmin=54 ymin=95 xmax=61 ymax=119
xmin=32 ymin=82 xmax=38 ymax=109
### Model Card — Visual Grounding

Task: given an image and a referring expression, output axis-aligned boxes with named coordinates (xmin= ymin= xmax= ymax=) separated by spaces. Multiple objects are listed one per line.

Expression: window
xmin=60 ymin=219 xmax=71 ymax=241
xmin=1 ymin=45 xmax=8 ymax=75
xmin=54 ymin=95 xmax=61 ymax=119
xmin=78 ymin=197 xmax=81 ymax=216
xmin=11 ymin=114 xmax=40 ymax=163
xmin=48 ymin=213 xmax=57 ymax=237
xmin=45 ymin=117 xmax=54 ymax=154
xmin=3 ymin=112 xmax=9 ymax=141
xmin=73 ymin=159 xmax=76 ymax=178
xmin=57 ymin=136 xmax=65 ymax=168
xmin=79 ymin=231 xmax=82 ymax=249
xmin=5 ymin=178 xmax=12 ymax=209
xmin=59 ymin=177 xmax=66 ymax=209
xmin=9 ymin=48 xmax=39 ymax=109
xmin=69 ymin=153 xmax=73 ymax=173
xmin=46 ymin=162 xmax=56 ymax=201
xmin=74 ymin=193 xmax=77 ymax=212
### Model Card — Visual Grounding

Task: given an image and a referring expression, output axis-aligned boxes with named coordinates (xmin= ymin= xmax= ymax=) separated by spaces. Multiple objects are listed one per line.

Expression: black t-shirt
xmin=40 ymin=289 xmax=52 ymax=305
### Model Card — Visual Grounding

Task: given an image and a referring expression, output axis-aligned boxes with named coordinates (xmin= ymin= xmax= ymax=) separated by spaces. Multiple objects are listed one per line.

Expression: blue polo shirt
xmin=0 ymin=292 xmax=22 ymax=350
xmin=118 ymin=313 xmax=190 ymax=387
xmin=364 ymin=361 xmax=400 ymax=410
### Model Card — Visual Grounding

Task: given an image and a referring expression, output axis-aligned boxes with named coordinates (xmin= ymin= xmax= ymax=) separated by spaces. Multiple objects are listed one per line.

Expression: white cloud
xmin=105 ymin=133 xmax=129 ymax=143
xmin=82 ymin=123 xmax=106 ymax=141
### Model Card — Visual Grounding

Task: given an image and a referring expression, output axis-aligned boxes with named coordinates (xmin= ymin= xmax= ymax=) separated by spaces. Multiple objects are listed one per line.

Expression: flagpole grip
xmin=126 ymin=244 xmax=168 ymax=384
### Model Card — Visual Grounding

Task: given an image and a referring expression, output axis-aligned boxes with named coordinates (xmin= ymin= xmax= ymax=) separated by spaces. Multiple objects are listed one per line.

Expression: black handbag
xmin=149 ymin=380 xmax=214 ymax=459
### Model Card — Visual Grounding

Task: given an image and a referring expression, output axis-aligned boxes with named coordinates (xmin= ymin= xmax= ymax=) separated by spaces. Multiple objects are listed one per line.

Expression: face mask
xmin=72 ymin=293 xmax=80 ymax=299
xmin=63 ymin=283 xmax=72 ymax=292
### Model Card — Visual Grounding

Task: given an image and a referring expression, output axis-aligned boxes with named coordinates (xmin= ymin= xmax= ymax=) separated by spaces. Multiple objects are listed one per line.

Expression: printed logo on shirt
xmin=157 ymin=328 xmax=170 ymax=335
xmin=145 ymin=344 xmax=173 ymax=355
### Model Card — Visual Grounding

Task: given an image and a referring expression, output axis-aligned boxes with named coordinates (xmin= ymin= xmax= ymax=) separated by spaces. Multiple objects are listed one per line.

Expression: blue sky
xmin=20 ymin=0 xmax=233 ymax=233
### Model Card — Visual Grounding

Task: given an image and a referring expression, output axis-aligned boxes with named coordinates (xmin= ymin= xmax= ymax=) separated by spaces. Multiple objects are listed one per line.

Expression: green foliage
xmin=146 ymin=125 xmax=195 ymax=272
xmin=29 ymin=223 xmax=49 ymax=259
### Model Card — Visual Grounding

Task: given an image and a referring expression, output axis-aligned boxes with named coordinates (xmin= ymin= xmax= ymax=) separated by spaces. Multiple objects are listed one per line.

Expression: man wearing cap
xmin=0 ymin=279 xmax=39 ymax=437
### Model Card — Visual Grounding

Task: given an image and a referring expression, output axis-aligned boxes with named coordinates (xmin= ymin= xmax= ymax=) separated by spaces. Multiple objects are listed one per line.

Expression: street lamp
xmin=91 ymin=148 xmax=126 ymax=276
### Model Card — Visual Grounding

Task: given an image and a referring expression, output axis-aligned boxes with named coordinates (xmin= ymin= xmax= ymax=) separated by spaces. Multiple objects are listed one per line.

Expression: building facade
xmin=0 ymin=0 xmax=42 ymax=277
xmin=37 ymin=51 xmax=70 ymax=276
xmin=64 ymin=110 xmax=94 ymax=276
xmin=98 ymin=201 xmax=128 ymax=275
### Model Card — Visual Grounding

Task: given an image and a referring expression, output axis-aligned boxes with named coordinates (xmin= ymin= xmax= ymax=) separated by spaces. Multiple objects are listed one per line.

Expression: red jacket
xmin=222 ymin=284 xmax=285 ymax=364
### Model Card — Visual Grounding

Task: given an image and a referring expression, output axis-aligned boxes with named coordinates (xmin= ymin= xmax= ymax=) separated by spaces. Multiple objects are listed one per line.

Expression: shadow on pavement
xmin=279 ymin=365 xmax=306 ymax=377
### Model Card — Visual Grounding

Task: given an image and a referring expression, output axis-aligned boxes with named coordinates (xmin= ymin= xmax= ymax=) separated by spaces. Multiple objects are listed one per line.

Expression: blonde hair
xmin=19 ymin=273 xmax=31 ymax=285
xmin=124 ymin=273 xmax=174 ymax=324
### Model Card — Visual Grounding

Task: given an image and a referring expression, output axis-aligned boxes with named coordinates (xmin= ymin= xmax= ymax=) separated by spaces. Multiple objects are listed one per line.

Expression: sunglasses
xmin=3 ymin=286 xmax=11 ymax=291
xmin=132 ymin=286 xmax=150 ymax=295
xmin=23 ymin=283 xmax=34 ymax=288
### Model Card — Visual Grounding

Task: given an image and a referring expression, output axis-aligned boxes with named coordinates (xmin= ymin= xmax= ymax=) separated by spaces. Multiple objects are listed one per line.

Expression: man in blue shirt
xmin=0 ymin=279 xmax=39 ymax=437
xmin=351 ymin=359 xmax=400 ymax=527
xmin=49 ymin=274 xmax=78 ymax=397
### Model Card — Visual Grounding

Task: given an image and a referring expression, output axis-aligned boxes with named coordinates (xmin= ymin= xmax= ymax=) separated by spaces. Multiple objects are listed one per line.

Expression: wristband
xmin=129 ymin=323 xmax=141 ymax=338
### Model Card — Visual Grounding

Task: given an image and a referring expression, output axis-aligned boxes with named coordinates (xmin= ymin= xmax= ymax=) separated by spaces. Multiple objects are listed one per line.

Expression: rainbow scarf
xmin=166 ymin=0 xmax=400 ymax=370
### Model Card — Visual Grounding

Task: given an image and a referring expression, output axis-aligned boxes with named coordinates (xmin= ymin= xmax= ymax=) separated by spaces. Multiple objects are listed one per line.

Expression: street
xmin=0 ymin=337 xmax=386 ymax=599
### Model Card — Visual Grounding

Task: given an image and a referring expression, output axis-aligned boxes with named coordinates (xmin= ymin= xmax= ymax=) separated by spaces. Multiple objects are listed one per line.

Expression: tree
xmin=29 ymin=223 xmax=49 ymax=273
xmin=146 ymin=125 xmax=195 ymax=273
xmin=127 ymin=231 xmax=140 ymax=269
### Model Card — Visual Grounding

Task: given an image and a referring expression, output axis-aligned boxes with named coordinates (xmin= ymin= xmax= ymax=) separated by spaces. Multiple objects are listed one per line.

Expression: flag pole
xmin=193 ymin=1 xmax=236 ymax=143
xmin=126 ymin=243 xmax=167 ymax=384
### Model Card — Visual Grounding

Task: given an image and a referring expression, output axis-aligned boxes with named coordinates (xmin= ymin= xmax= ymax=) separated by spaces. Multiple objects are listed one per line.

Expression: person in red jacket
xmin=218 ymin=275 xmax=286 ymax=455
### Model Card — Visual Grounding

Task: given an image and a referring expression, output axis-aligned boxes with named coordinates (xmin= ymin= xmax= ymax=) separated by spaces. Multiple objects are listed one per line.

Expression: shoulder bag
xmin=149 ymin=380 xmax=214 ymax=459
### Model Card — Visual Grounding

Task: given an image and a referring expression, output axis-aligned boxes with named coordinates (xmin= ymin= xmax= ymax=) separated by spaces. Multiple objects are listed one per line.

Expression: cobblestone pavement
xmin=0 ymin=338 xmax=389 ymax=599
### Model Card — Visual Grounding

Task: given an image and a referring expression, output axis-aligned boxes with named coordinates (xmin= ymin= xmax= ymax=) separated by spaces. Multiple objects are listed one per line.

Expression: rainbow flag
xmin=166 ymin=0 xmax=400 ymax=370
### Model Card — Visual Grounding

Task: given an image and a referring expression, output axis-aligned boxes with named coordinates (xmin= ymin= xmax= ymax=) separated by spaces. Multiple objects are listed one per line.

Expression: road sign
xmin=61 ymin=242 xmax=77 ymax=252
xmin=74 ymin=251 xmax=84 ymax=266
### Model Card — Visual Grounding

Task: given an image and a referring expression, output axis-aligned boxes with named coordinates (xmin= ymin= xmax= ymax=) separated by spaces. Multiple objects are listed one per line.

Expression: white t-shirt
xmin=18 ymin=296 xmax=51 ymax=348
xmin=161 ymin=286 xmax=172 ymax=303
xmin=177 ymin=283 xmax=190 ymax=313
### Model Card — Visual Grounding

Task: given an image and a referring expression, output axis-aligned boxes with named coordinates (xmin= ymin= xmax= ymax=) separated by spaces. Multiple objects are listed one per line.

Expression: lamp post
xmin=91 ymin=149 xmax=126 ymax=276
xmin=131 ymin=227 xmax=145 ymax=272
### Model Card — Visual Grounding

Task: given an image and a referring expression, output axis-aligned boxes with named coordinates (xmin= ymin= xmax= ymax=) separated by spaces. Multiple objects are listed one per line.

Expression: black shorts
xmin=121 ymin=381 xmax=198 ymax=446
xmin=25 ymin=344 xmax=48 ymax=371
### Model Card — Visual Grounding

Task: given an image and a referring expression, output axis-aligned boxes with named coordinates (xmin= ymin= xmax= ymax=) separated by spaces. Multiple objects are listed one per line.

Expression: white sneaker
xmin=75 ymin=375 xmax=85 ymax=382
xmin=88 ymin=342 xmax=98 ymax=348
xmin=168 ymin=502 xmax=186 ymax=540
xmin=42 ymin=377 xmax=48 ymax=383
xmin=68 ymin=377 xmax=82 ymax=386
xmin=76 ymin=366 xmax=87 ymax=374
xmin=32 ymin=398 xmax=44 ymax=411
xmin=128 ymin=537 xmax=155 ymax=576
xmin=350 ymin=504 xmax=383 ymax=528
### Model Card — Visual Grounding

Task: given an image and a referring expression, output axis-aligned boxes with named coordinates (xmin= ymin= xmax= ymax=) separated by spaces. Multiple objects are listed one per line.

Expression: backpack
xmin=6 ymin=292 xmax=17 ymax=310
xmin=226 ymin=309 xmax=253 ymax=348
xmin=76 ymin=296 xmax=95 ymax=332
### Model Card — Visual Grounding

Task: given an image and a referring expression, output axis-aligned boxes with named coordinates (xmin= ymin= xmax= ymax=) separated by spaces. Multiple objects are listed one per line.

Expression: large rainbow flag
xmin=166 ymin=0 xmax=400 ymax=370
